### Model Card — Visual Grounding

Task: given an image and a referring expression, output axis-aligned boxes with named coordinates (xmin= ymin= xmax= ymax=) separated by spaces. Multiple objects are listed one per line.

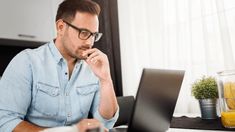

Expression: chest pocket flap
xmin=34 ymin=82 xmax=60 ymax=116
xmin=37 ymin=83 xmax=59 ymax=96
xmin=76 ymin=83 xmax=99 ymax=115
xmin=76 ymin=83 xmax=99 ymax=95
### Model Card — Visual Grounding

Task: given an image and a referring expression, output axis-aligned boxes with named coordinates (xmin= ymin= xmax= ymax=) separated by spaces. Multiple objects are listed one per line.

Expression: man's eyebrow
xmin=79 ymin=27 xmax=98 ymax=34
xmin=78 ymin=28 xmax=92 ymax=32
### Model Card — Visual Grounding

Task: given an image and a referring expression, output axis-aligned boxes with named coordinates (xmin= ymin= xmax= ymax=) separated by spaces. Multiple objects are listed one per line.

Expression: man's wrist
xmin=99 ymin=77 xmax=112 ymax=85
xmin=99 ymin=78 xmax=114 ymax=92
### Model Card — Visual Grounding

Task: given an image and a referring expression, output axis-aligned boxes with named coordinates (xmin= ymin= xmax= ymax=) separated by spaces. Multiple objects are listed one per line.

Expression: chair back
xmin=114 ymin=96 xmax=135 ymax=127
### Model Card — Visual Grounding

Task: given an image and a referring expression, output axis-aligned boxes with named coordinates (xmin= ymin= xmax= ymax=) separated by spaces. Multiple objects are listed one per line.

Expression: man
xmin=0 ymin=0 xmax=119 ymax=131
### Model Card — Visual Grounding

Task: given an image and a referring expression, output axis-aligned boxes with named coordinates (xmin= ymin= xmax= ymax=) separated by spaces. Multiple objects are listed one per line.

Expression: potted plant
xmin=192 ymin=76 xmax=218 ymax=119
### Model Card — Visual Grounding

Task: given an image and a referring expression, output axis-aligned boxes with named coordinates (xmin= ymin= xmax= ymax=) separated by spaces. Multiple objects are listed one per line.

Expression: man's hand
xmin=76 ymin=119 xmax=107 ymax=132
xmin=83 ymin=48 xmax=111 ymax=81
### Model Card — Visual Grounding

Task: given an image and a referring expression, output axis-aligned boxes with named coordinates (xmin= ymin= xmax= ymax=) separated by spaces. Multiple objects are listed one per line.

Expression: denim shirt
xmin=0 ymin=41 xmax=119 ymax=132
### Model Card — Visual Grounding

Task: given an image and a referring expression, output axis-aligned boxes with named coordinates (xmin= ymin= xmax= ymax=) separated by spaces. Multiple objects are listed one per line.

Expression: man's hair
xmin=56 ymin=0 xmax=101 ymax=22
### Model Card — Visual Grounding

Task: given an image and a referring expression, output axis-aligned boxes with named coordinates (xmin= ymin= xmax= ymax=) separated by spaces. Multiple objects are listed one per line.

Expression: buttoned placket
xmin=58 ymin=59 xmax=70 ymax=125
xmin=65 ymin=82 xmax=71 ymax=121
xmin=64 ymin=61 xmax=82 ymax=125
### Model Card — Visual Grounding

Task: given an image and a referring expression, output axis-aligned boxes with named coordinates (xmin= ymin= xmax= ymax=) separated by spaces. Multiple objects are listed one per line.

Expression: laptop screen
xmin=128 ymin=69 xmax=185 ymax=132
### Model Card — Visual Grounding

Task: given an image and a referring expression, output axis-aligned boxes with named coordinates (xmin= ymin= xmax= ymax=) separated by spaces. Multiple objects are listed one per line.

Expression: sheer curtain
xmin=118 ymin=0 xmax=235 ymax=114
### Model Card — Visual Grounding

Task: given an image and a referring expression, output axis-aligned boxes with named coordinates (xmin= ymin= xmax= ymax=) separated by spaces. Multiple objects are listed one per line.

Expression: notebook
xmin=110 ymin=68 xmax=185 ymax=132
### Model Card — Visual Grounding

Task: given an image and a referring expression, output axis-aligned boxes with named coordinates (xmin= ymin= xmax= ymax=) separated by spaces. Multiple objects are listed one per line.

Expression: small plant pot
xmin=199 ymin=99 xmax=218 ymax=119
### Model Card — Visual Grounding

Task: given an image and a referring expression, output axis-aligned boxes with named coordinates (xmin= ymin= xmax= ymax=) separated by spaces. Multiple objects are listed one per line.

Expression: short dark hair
xmin=56 ymin=0 xmax=101 ymax=22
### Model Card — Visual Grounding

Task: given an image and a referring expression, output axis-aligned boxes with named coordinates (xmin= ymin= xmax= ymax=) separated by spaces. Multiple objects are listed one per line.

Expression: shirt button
xmin=65 ymin=72 xmax=68 ymax=75
xmin=67 ymin=113 xmax=71 ymax=117
xmin=65 ymin=93 xmax=69 ymax=96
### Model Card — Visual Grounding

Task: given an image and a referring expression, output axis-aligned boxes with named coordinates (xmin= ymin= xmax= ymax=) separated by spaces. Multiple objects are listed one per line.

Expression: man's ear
xmin=56 ymin=19 xmax=66 ymax=36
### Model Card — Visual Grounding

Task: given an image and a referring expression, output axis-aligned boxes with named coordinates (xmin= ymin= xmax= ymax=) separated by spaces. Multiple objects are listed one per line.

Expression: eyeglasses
xmin=63 ymin=20 xmax=103 ymax=42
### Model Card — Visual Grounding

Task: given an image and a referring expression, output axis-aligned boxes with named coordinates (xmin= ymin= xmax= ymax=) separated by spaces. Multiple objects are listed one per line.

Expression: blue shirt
xmin=0 ymin=41 xmax=119 ymax=132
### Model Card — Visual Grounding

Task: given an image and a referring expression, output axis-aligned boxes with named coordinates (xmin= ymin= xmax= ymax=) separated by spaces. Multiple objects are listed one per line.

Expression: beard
xmin=61 ymin=31 xmax=91 ymax=60
xmin=66 ymin=46 xmax=87 ymax=60
xmin=63 ymin=41 xmax=91 ymax=60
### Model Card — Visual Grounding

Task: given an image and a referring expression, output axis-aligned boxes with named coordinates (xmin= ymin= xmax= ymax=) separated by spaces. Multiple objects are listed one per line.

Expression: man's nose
xmin=85 ymin=36 xmax=95 ymax=47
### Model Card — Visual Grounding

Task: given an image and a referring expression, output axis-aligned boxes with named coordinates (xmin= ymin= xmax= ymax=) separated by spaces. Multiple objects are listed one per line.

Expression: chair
xmin=114 ymin=96 xmax=135 ymax=127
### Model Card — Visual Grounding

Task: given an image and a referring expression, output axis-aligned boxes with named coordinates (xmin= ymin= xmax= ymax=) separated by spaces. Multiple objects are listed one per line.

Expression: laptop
xmin=110 ymin=68 xmax=185 ymax=132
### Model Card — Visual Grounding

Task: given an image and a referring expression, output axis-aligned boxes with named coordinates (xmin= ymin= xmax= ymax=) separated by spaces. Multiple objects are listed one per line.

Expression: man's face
xmin=61 ymin=12 xmax=99 ymax=60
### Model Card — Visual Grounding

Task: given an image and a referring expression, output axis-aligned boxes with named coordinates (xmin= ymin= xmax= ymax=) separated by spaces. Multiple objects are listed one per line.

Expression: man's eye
xmin=80 ymin=31 xmax=91 ymax=37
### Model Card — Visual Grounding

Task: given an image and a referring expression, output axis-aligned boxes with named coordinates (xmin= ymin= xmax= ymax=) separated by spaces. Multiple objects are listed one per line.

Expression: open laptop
xmin=110 ymin=68 xmax=185 ymax=132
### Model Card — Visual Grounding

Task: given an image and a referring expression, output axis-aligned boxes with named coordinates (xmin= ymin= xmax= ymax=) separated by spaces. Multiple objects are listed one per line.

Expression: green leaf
xmin=191 ymin=76 xmax=218 ymax=99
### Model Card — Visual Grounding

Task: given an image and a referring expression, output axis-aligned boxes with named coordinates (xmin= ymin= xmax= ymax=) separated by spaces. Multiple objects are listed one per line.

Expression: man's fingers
xmin=85 ymin=119 xmax=102 ymax=131
xmin=77 ymin=119 xmax=103 ymax=132
xmin=86 ymin=51 xmax=99 ymax=61
xmin=89 ymin=55 xmax=103 ymax=65
xmin=82 ymin=48 xmax=96 ymax=58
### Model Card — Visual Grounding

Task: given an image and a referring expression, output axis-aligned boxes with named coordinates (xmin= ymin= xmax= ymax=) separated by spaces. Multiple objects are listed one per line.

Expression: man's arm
xmin=84 ymin=48 xmax=119 ymax=119
xmin=0 ymin=51 xmax=34 ymax=132
xmin=13 ymin=121 xmax=45 ymax=132
xmin=99 ymin=78 xmax=118 ymax=119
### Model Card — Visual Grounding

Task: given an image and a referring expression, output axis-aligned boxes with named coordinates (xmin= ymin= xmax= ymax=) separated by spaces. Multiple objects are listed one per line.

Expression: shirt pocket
xmin=34 ymin=82 xmax=60 ymax=116
xmin=76 ymin=84 xmax=98 ymax=115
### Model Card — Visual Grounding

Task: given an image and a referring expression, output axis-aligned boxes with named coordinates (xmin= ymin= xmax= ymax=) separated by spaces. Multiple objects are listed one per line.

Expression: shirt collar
xmin=48 ymin=40 xmax=84 ymax=66
xmin=48 ymin=40 xmax=63 ymax=63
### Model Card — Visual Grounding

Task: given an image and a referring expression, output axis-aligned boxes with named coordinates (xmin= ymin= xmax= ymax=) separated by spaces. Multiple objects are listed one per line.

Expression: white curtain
xmin=118 ymin=0 xmax=235 ymax=114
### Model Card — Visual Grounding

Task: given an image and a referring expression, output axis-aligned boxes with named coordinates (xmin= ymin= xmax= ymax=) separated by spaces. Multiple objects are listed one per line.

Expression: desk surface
xmin=170 ymin=116 xmax=235 ymax=131
xmin=168 ymin=128 xmax=228 ymax=132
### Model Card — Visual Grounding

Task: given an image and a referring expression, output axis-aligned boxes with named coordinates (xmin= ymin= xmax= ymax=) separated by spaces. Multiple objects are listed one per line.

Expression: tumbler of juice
xmin=217 ymin=70 xmax=235 ymax=128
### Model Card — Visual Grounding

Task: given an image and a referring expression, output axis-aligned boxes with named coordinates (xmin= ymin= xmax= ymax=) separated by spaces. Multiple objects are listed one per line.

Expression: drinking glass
xmin=217 ymin=70 xmax=235 ymax=128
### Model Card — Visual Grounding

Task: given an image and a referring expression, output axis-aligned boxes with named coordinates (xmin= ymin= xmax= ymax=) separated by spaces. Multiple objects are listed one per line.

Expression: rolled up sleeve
xmin=0 ymin=111 xmax=23 ymax=132
xmin=93 ymin=106 xmax=119 ymax=129
xmin=0 ymin=51 xmax=32 ymax=132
